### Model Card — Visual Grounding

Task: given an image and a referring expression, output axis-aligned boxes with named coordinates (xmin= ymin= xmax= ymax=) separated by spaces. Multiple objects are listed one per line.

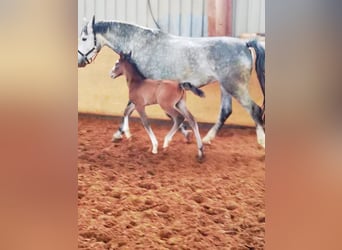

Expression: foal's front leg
xmin=112 ymin=101 xmax=135 ymax=141
xmin=136 ymin=107 xmax=158 ymax=154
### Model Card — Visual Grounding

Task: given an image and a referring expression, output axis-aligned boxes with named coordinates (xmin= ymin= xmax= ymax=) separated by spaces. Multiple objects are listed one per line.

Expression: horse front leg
xmin=136 ymin=107 xmax=158 ymax=154
xmin=112 ymin=101 xmax=135 ymax=141
xmin=202 ymin=87 xmax=232 ymax=144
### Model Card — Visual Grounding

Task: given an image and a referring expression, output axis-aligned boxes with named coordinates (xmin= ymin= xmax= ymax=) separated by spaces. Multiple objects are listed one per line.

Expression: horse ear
xmin=91 ymin=15 xmax=95 ymax=29
xmin=87 ymin=17 xmax=93 ymax=32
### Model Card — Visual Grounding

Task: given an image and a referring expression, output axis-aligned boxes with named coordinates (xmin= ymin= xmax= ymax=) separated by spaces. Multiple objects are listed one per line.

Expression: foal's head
xmin=110 ymin=51 xmax=145 ymax=80
xmin=110 ymin=59 xmax=123 ymax=79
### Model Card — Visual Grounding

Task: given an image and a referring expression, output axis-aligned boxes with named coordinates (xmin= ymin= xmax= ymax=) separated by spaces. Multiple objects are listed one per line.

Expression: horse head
xmin=78 ymin=15 xmax=100 ymax=67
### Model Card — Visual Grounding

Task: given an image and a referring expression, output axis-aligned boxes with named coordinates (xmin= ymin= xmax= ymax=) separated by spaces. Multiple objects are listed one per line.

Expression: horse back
xmin=135 ymin=36 xmax=253 ymax=85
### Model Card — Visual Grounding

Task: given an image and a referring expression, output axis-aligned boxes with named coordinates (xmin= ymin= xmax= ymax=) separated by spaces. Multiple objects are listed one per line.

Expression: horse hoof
xmin=257 ymin=139 xmax=265 ymax=149
xmin=152 ymin=149 xmax=158 ymax=154
xmin=202 ymin=138 xmax=211 ymax=145
xmin=196 ymin=154 xmax=205 ymax=163
xmin=112 ymin=131 xmax=123 ymax=141
xmin=125 ymin=131 xmax=132 ymax=139
xmin=112 ymin=136 xmax=122 ymax=142
xmin=184 ymin=130 xmax=193 ymax=143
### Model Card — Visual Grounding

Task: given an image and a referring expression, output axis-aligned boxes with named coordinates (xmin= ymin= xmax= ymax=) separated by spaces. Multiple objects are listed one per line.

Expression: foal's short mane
xmin=123 ymin=54 xmax=146 ymax=80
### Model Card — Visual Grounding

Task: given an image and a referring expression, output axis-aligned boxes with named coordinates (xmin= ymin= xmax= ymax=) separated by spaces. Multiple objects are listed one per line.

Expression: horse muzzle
xmin=110 ymin=72 xmax=118 ymax=79
xmin=78 ymin=53 xmax=87 ymax=68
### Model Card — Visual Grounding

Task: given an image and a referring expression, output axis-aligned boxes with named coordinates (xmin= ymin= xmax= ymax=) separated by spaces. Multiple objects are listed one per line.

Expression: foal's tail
xmin=247 ymin=40 xmax=265 ymax=125
xmin=180 ymin=82 xmax=205 ymax=98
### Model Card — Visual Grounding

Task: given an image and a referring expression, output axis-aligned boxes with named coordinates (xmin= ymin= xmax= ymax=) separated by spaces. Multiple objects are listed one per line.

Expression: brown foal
xmin=111 ymin=52 xmax=205 ymax=160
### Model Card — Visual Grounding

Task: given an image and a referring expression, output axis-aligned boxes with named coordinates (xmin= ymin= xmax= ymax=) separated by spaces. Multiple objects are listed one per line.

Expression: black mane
xmin=93 ymin=21 xmax=111 ymax=34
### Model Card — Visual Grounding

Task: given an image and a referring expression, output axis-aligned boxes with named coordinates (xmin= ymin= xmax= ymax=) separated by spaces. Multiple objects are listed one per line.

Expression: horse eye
xmin=82 ymin=37 xmax=87 ymax=41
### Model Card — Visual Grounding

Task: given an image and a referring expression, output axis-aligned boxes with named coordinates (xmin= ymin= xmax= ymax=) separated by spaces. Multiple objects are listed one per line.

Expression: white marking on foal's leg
xmin=143 ymin=127 xmax=158 ymax=154
xmin=112 ymin=130 xmax=123 ymax=141
xmin=145 ymin=126 xmax=158 ymax=154
xmin=256 ymin=124 xmax=265 ymax=148
xmin=183 ymin=130 xmax=192 ymax=143
xmin=151 ymin=138 xmax=158 ymax=154
xmin=202 ymin=126 xmax=217 ymax=144
xmin=122 ymin=115 xmax=132 ymax=139
xmin=163 ymin=136 xmax=171 ymax=149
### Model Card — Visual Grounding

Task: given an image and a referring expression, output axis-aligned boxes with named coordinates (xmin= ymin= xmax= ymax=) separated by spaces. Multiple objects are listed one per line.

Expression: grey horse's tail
xmin=247 ymin=40 xmax=265 ymax=124
xmin=180 ymin=82 xmax=205 ymax=98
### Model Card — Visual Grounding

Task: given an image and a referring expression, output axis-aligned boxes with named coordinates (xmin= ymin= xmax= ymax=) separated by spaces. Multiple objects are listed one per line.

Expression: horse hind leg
xmin=202 ymin=86 xmax=232 ymax=144
xmin=163 ymin=114 xmax=184 ymax=149
xmin=179 ymin=123 xmax=192 ymax=143
xmin=165 ymin=113 xmax=191 ymax=142
xmin=232 ymin=85 xmax=265 ymax=148
xmin=175 ymin=100 xmax=204 ymax=161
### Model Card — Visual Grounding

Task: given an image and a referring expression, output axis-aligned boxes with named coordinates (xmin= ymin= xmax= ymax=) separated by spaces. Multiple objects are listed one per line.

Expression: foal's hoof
xmin=202 ymin=137 xmax=212 ymax=145
xmin=112 ymin=136 xmax=123 ymax=142
xmin=112 ymin=132 xmax=123 ymax=142
xmin=184 ymin=130 xmax=193 ymax=144
xmin=257 ymin=137 xmax=265 ymax=149
xmin=124 ymin=131 xmax=132 ymax=140
xmin=196 ymin=154 xmax=205 ymax=163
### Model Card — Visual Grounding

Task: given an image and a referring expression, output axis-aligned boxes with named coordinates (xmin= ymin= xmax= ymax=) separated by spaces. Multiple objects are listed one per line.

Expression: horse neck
xmin=94 ymin=21 xmax=159 ymax=54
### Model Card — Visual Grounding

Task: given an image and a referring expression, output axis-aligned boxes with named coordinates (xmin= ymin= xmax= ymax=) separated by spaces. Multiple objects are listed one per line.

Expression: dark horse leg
xmin=231 ymin=84 xmax=265 ymax=148
xmin=202 ymin=86 xmax=232 ymax=144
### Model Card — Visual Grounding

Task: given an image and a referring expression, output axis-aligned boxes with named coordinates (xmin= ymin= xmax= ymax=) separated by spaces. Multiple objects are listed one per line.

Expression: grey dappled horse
xmin=78 ymin=16 xmax=265 ymax=148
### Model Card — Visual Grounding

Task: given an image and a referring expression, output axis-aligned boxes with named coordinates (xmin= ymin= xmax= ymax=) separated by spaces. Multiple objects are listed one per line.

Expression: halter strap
xmin=78 ymin=27 xmax=97 ymax=64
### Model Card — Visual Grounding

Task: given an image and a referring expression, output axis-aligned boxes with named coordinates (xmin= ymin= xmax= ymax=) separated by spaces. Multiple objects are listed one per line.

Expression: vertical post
xmin=226 ymin=0 xmax=232 ymax=36
xmin=207 ymin=0 xmax=232 ymax=36
xmin=207 ymin=0 xmax=216 ymax=36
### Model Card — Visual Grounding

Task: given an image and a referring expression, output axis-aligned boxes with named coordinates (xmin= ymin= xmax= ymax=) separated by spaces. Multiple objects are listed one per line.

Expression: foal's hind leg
xmin=175 ymin=100 xmax=204 ymax=160
xmin=231 ymin=85 xmax=265 ymax=148
xmin=165 ymin=113 xmax=191 ymax=142
xmin=112 ymin=101 xmax=135 ymax=141
xmin=202 ymin=87 xmax=232 ymax=144
xmin=163 ymin=114 xmax=185 ymax=149
xmin=179 ymin=123 xmax=192 ymax=143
